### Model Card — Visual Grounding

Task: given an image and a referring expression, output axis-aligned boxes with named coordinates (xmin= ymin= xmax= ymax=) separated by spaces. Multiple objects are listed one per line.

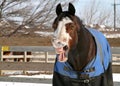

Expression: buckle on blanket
xmin=83 ymin=67 xmax=95 ymax=73
xmin=83 ymin=79 xmax=90 ymax=83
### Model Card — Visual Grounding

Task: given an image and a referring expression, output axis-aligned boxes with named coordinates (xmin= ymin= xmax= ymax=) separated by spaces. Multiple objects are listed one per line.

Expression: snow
xmin=0 ymin=82 xmax=51 ymax=86
xmin=9 ymin=74 xmax=53 ymax=79
xmin=34 ymin=31 xmax=53 ymax=37
xmin=113 ymin=73 xmax=120 ymax=82
xmin=104 ymin=33 xmax=120 ymax=38
xmin=0 ymin=74 xmax=120 ymax=86
xmin=100 ymin=25 xmax=106 ymax=28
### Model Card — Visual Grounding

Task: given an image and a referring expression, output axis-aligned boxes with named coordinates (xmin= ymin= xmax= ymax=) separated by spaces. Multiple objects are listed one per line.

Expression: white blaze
xmin=54 ymin=17 xmax=73 ymax=40
xmin=53 ymin=17 xmax=73 ymax=48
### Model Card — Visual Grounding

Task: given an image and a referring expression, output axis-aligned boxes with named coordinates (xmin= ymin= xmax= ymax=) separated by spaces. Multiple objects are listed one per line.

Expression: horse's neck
xmin=68 ymin=28 xmax=96 ymax=71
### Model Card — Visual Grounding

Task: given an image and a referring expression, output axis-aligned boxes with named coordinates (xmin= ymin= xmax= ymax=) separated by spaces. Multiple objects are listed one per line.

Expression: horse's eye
xmin=70 ymin=24 xmax=75 ymax=30
xmin=66 ymin=23 xmax=75 ymax=31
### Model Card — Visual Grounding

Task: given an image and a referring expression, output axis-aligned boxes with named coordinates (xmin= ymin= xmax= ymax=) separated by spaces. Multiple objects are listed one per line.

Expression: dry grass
xmin=0 ymin=37 xmax=52 ymax=46
xmin=0 ymin=37 xmax=120 ymax=47
xmin=107 ymin=38 xmax=120 ymax=47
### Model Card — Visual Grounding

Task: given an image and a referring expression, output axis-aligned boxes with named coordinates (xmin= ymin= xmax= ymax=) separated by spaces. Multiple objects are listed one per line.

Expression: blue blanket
xmin=54 ymin=28 xmax=112 ymax=78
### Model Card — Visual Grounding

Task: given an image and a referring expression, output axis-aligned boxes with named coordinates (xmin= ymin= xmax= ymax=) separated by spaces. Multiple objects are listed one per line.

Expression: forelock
xmin=62 ymin=17 xmax=73 ymax=24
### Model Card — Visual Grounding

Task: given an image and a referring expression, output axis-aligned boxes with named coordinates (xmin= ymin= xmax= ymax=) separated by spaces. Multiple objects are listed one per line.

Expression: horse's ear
xmin=56 ymin=3 xmax=62 ymax=16
xmin=68 ymin=3 xmax=75 ymax=15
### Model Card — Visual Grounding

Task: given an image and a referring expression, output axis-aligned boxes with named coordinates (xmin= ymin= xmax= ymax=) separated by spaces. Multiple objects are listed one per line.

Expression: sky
xmin=74 ymin=0 xmax=120 ymax=16
xmin=73 ymin=0 xmax=120 ymax=27
xmin=31 ymin=0 xmax=120 ymax=27
xmin=74 ymin=0 xmax=120 ymax=9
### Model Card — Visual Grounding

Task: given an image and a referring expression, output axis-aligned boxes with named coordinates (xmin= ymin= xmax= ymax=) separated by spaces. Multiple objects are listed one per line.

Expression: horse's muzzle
xmin=51 ymin=38 xmax=67 ymax=49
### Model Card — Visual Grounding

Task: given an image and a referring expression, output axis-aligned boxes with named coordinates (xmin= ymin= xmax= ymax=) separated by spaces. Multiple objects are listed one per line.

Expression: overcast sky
xmin=74 ymin=0 xmax=120 ymax=17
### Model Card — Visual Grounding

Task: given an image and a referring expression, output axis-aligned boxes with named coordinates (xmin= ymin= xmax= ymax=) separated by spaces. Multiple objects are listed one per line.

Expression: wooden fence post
xmin=23 ymin=51 xmax=27 ymax=75
xmin=45 ymin=52 xmax=48 ymax=63
xmin=24 ymin=51 xmax=27 ymax=62
xmin=0 ymin=46 xmax=3 ymax=75
xmin=0 ymin=51 xmax=3 ymax=75
xmin=0 ymin=51 xmax=3 ymax=61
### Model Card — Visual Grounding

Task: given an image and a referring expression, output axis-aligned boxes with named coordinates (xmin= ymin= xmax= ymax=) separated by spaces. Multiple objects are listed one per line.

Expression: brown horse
xmin=52 ymin=3 xmax=113 ymax=86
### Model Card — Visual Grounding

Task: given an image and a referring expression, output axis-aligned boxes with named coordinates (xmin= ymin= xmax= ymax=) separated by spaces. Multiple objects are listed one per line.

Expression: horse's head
xmin=52 ymin=3 xmax=82 ymax=62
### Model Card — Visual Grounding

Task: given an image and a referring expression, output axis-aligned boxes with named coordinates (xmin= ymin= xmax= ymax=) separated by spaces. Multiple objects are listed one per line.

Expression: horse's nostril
xmin=57 ymin=42 xmax=61 ymax=44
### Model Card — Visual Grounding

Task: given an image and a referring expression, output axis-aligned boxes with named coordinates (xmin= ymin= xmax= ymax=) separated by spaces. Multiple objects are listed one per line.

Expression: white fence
xmin=0 ymin=46 xmax=120 ymax=63
xmin=0 ymin=46 xmax=56 ymax=63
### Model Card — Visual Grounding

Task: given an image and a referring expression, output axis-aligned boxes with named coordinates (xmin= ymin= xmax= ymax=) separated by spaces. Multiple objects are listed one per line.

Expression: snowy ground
xmin=0 ymin=73 xmax=120 ymax=86
xmin=0 ymin=82 xmax=51 ymax=86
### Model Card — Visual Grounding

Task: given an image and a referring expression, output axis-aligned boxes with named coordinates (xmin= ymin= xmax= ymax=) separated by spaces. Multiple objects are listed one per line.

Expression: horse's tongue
xmin=55 ymin=47 xmax=68 ymax=62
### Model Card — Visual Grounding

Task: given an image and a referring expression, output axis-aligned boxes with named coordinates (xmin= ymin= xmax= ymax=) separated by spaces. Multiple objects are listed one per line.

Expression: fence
xmin=0 ymin=46 xmax=56 ymax=63
xmin=0 ymin=46 xmax=120 ymax=75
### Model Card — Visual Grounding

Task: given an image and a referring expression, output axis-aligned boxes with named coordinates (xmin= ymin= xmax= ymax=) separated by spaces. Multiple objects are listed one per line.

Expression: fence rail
xmin=0 ymin=46 xmax=55 ymax=62
xmin=0 ymin=46 xmax=120 ymax=75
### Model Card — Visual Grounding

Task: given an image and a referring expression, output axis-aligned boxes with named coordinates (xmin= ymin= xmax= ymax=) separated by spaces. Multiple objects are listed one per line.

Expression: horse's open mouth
xmin=55 ymin=45 xmax=68 ymax=62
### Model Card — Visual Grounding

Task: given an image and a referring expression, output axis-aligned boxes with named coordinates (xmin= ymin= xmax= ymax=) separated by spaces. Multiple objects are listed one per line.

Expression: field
xmin=107 ymin=38 xmax=120 ymax=47
xmin=0 ymin=37 xmax=120 ymax=47
xmin=0 ymin=37 xmax=52 ymax=46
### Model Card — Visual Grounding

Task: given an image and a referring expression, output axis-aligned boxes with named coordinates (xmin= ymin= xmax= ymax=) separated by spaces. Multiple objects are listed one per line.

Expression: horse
xmin=51 ymin=3 xmax=113 ymax=86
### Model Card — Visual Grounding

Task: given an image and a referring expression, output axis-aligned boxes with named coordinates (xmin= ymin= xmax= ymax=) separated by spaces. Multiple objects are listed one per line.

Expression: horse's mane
xmin=73 ymin=16 xmax=85 ymax=32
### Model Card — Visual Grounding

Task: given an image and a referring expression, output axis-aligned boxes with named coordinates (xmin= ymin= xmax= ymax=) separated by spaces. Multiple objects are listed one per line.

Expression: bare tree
xmin=81 ymin=0 xmax=100 ymax=24
xmin=117 ymin=16 xmax=120 ymax=28
xmin=80 ymin=0 xmax=112 ymax=26
xmin=0 ymin=0 xmax=31 ymax=21
xmin=23 ymin=0 xmax=75 ymax=27
xmin=0 ymin=0 xmax=74 ymax=37
xmin=95 ymin=8 xmax=112 ymax=25
xmin=116 ymin=8 xmax=120 ymax=28
xmin=0 ymin=0 xmax=32 ymax=36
